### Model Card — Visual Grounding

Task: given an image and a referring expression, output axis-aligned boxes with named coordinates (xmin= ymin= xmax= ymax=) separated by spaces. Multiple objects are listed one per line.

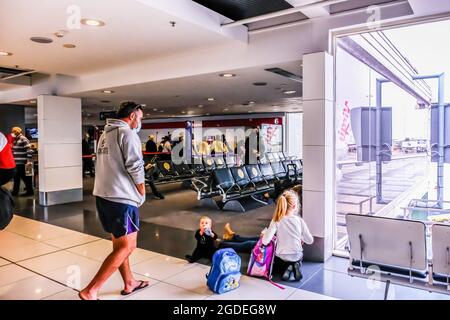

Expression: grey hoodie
xmin=93 ymin=119 xmax=145 ymax=207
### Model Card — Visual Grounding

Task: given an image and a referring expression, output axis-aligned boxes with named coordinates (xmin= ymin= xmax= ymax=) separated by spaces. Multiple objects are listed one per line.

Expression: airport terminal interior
xmin=1 ymin=0 xmax=450 ymax=300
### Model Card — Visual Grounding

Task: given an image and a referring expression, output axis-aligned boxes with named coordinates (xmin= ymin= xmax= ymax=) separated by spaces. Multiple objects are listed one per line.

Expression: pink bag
xmin=247 ymin=237 xmax=284 ymax=289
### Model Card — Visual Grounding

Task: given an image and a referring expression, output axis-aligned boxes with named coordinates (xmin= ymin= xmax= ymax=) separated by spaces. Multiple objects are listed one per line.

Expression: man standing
xmin=145 ymin=135 xmax=157 ymax=153
xmin=79 ymin=101 xmax=149 ymax=300
xmin=11 ymin=127 xmax=33 ymax=196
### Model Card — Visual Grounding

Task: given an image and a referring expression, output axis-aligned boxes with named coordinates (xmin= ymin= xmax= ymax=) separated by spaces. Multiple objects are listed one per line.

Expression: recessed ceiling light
xmin=160 ymin=110 xmax=164 ymax=113
xmin=219 ymin=73 xmax=236 ymax=78
xmin=140 ymin=104 xmax=147 ymax=107
xmin=101 ymin=90 xmax=114 ymax=94
xmin=181 ymin=111 xmax=186 ymax=114
xmin=249 ymin=101 xmax=255 ymax=104
xmin=207 ymin=97 xmax=215 ymax=101
xmin=223 ymin=108 xmax=229 ymax=111
xmin=63 ymin=44 xmax=76 ymax=48
xmin=153 ymin=108 xmax=158 ymax=111
xmin=206 ymin=113 xmax=210 ymax=116
xmin=283 ymin=90 xmax=296 ymax=94
xmin=81 ymin=19 xmax=106 ymax=27
xmin=30 ymin=37 xmax=53 ymax=44
xmin=248 ymin=111 xmax=253 ymax=113
xmin=198 ymin=105 xmax=203 ymax=108
xmin=0 ymin=51 xmax=13 ymax=56
xmin=146 ymin=113 xmax=150 ymax=116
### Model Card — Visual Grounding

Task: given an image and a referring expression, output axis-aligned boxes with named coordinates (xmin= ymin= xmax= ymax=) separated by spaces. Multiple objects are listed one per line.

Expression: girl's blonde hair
xmin=272 ymin=190 xmax=301 ymax=222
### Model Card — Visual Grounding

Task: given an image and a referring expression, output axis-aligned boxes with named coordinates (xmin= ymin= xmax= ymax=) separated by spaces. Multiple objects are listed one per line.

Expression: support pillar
xmin=302 ymin=52 xmax=334 ymax=262
xmin=38 ymin=95 xmax=83 ymax=206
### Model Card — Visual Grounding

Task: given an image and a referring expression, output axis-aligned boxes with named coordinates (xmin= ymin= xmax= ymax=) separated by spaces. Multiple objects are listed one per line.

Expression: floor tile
xmin=0 ymin=230 xmax=39 ymax=248
xmin=287 ymin=288 xmax=340 ymax=300
xmin=323 ymin=256 xmax=350 ymax=274
xmin=299 ymin=269 xmax=386 ymax=300
xmin=210 ymin=275 xmax=296 ymax=300
xmin=68 ymin=240 xmax=161 ymax=265
xmin=0 ymin=258 xmax=10 ymax=267
xmin=123 ymin=282 xmax=208 ymax=300
xmin=0 ymin=274 xmax=67 ymax=300
xmin=43 ymin=232 xmax=100 ymax=249
xmin=6 ymin=219 xmax=76 ymax=241
xmin=44 ymin=260 xmax=156 ymax=300
xmin=43 ymin=289 xmax=81 ymax=300
xmin=18 ymin=250 xmax=99 ymax=274
xmin=272 ymin=261 xmax=324 ymax=289
xmin=164 ymin=263 xmax=212 ymax=295
xmin=0 ymin=241 xmax=60 ymax=262
xmin=0 ymin=264 xmax=36 ymax=287
xmin=132 ymin=254 xmax=196 ymax=281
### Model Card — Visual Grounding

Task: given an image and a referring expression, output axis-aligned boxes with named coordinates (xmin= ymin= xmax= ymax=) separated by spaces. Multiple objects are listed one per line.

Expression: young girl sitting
xmin=261 ymin=189 xmax=313 ymax=281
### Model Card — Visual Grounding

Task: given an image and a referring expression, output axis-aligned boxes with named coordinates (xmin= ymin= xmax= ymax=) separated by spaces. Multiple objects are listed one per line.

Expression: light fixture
xmin=160 ymin=110 xmax=164 ymax=113
xmin=249 ymin=101 xmax=255 ymax=105
xmin=223 ymin=108 xmax=229 ymax=112
xmin=206 ymin=113 xmax=210 ymax=116
xmin=153 ymin=108 xmax=158 ymax=111
xmin=248 ymin=111 xmax=253 ymax=113
xmin=283 ymin=90 xmax=296 ymax=95
xmin=181 ymin=111 xmax=186 ymax=114
xmin=0 ymin=51 xmax=12 ymax=56
xmin=101 ymin=90 xmax=114 ymax=94
xmin=63 ymin=44 xmax=76 ymax=49
xmin=81 ymin=19 xmax=106 ymax=27
xmin=54 ymin=30 xmax=68 ymax=38
xmin=140 ymin=104 xmax=147 ymax=107
xmin=220 ymin=73 xmax=236 ymax=78
xmin=198 ymin=105 xmax=203 ymax=108
xmin=207 ymin=97 xmax=215 ymax=101
xmin=146 ymin=113 xmax=150 ymax=116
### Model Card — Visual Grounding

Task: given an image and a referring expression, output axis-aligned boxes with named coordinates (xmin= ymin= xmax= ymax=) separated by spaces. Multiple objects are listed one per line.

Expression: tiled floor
xmin=0 ymin=216 xmax=334 ymax=300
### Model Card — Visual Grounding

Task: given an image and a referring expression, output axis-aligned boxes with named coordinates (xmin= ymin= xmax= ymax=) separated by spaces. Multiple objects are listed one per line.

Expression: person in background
xmin=145 ymin=135 xmax=157 ymax=153
xmin=79 ymin=101 xmax=149 ymax=300
xmin=0 ymin=132 xmax=16 ymax=187
xmin=11 ymin=127 xmax=34 ymax=196
xmin=82 ymin=133 xmax=95 ymax=178
xmin=160 ymin=136 xmax=172 ymax=161
xmin=245 ymin=127 xmax=265 ymax=164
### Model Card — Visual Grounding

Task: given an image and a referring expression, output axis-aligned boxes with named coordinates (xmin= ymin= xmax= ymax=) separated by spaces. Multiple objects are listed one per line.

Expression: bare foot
xmin=78 ymin=289 xmax=98 ymax=300
xmin=122 ymin=279 xmax=149 ymax=294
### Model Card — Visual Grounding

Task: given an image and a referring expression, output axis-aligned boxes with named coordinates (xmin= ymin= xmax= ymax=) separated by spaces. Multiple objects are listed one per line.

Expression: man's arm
xmin=121 ymin=131 xmax=145 ymax=195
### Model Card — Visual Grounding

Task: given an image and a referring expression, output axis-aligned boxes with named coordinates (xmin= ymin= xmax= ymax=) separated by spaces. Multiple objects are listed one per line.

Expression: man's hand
xmin=136 ymin=183 xmax=146 ymax=196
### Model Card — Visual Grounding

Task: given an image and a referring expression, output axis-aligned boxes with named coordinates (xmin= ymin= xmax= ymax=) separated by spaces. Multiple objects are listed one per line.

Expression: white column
xmin=38 ymin=95 xmax=83 ymax=206
xmin=302 ymin=52 xmax=334 ymax=262
xmin=285 ymin=112 xmax=303 ymax=158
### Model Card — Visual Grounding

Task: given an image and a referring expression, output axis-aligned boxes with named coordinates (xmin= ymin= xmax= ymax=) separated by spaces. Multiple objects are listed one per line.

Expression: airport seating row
xmin=346 ymin=214 xmax=450 ymax=293
xmin=191 ymin=160 xmax=302 ymax=209
xmin=147 ymin=153 xmax=302 ymax=185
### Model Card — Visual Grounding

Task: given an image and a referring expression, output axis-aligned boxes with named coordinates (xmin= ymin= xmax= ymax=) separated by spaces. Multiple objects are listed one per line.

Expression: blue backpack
xmin=206 ymin=248 xmax=241 ymax=294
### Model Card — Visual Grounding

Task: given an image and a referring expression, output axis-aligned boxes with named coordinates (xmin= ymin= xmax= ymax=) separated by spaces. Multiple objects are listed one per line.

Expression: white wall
xmin=285 ymin=112 xmax=303 ymax=158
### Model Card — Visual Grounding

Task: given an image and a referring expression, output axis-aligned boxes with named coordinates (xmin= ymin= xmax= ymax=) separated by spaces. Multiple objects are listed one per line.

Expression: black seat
xmin=225 ymin=155 xmax=237 ymax=168
xmin=213 ymin=156 xmax=226 ymax=169
xmin=291 ymin=159 xmax=303 ymax=175
xmin=174 ymin=162 xmax=194 ymax=178
xmin=156 ymin=161 xmax=177 ymax=180
xmin=259 ymin=163 xmax=276 ymax=187
xmin=245 ymin=164 xmax=270 ymax=191
xmin=203 ymin=156 xmax=216 ymax=172
xmin=282 ymin=160 xmax=296 ymax=177
xmin=271 ymin=161 xmax=287 ymax=180
xmin=212 ymin=168 xmax=240 ymax=199
xmin=230 ymin=166 xmax=254 ymax=194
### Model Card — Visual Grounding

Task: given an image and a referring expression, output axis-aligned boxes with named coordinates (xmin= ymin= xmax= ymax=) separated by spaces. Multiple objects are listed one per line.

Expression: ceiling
xmin=0 ymin=0 xmax=239 ymax=76
xmin=74 ymin=60 xmax=303 ymax=120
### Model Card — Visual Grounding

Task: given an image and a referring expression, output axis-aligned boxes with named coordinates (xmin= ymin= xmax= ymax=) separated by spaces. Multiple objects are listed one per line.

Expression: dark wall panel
xmin=193 ymin=0 xmax=292 ymax=21
xmin=0 ymin=104 xmax=25 ymax=135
